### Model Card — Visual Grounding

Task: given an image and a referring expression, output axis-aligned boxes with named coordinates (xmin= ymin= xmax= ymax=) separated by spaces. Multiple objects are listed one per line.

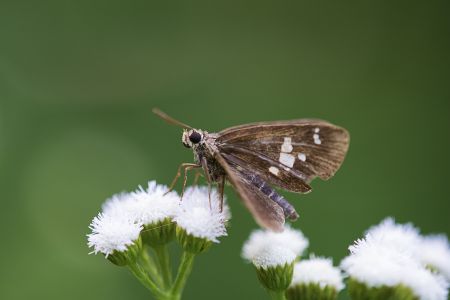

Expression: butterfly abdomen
xmin=244 ymin=173 xmax=299 ymax=221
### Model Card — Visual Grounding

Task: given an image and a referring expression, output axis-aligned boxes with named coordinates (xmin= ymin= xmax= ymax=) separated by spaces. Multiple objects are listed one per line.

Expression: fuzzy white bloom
xmin=130 ymin=181 xmax=180 ymax=224
xmin=365 ymin=217 xmax=450 ymax=281
xmin=418 ymin=235 xmax=450 ymax=281
xmin=341 ymin=236 xmax=449 ymax=300
xmin=101 ymin=192 xmax=134 ymax=216
xmin=291 ymin=256 xmax=344 ymax=291
xmin=87 ymin=212 xmax=142 ymax=257
xmin=402 ymin=267 xmax=449 ymax=300
xmin=252 ymin=245 xmax=296 ymax=269
xmin=364 ymin=217 xmax=422 ymax=255
xmin=342 ymin=236 xmax=416 ymax=287
xmin=242 ymin=225 xmax=308 ymax=262
xmin=102 ymin=181 xmax=180 ymax=225
xmin=174 ymin=186 xmax=230 ymax=243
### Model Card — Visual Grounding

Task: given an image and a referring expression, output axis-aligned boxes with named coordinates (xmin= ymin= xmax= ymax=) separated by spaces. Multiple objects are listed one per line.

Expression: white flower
xmin=87 ymin=212 xmax=142 ymax=257
xmin=291 ymin=256 xmax=344 ymax=291
xmin=242 ymin=225 xmax=308 ymax=262
xmin=252 ymin=245 xmax=296 ymax=269
xmin=364 ymin=217 xmax=422 ymax=256
xmin=418 ymin=235 xmax=450 ymax=281
xmin=341 ymin=236 xmax=448 ymax=300
xmin=402 ymin=267 xmax=449 ymax=300
xmin=130 ymin=181 xmax=180 ymax=224
xmin=174 ymin=186 xmax=229 ymax=243
xmin=101 ymin=192 xmax=134 ymax=216
xmin=102 ymin=181 xmax=180 ymax=225
xmin=364 ymin=217 xmax=450 ymax=281
xmin=251 ymin=246 xmax=296 ymax=292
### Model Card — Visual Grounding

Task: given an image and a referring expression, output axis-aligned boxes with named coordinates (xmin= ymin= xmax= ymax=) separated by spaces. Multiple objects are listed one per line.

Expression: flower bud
xmin=347 ymin=278 xmax=417 ymax=300
xmin=141 ymin=218 xmax=176 ymax=247
xmin=107 ymin=237 xmax=142 ymax=266
xmin=252 ymin=246 xmax=296 ymax=291
xmin=176 ymin=226 xmax=213 ymax=254
xmin=174 ymin=186 xmax=230 ymax=253
xmin=87 ymin=212 xmax=143 ymax=266
xmin=107 ymin=181 xmax=180 ymax=247
xmin=287 ymin=257 xmax=344 ymax=300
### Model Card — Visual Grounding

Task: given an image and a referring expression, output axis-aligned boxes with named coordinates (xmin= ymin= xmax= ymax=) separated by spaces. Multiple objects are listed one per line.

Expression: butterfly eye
xmin=189 ymin=131 xmax=202 ymax=144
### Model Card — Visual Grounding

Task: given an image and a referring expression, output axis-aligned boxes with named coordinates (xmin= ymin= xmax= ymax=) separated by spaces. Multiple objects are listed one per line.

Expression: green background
xmin=1 ymin=1 xmax=449 ymax=299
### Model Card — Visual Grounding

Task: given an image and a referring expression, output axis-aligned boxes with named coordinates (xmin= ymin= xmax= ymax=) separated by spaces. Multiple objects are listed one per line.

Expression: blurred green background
xmin=1 ymin=1 xmax=449 ymax=299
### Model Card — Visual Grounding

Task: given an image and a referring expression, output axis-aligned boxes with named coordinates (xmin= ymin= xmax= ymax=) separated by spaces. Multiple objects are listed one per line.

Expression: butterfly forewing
xmin=216 ymin=120 xmax=349 ymax=193
xmin=220 ymin=149 xmax=313 ymax=193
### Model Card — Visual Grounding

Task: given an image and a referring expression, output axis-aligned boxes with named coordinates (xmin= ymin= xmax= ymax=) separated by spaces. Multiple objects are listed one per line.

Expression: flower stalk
xmin=171 ymin=251 xmax=196 ymax=299
xmin=154 ymin=244 xmax=173 ymax=290
xmin=139 ymin=246 xmax=163 ymax=286
xmin=128 ymin=262 xmax=169 ymax=299
xmin=268 ymin=290 xmax=287 ymax=300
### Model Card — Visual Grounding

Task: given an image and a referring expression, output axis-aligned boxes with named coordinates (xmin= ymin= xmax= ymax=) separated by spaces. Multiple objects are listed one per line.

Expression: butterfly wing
xmin=214 ymin=153 xmax=285 ymax=232
xmin=216 ymin=119 xmax=349 ymax=193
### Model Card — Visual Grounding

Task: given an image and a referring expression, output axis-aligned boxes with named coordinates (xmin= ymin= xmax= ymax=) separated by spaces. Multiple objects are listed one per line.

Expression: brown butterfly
xmin=153 ymin=108 xmax=350 ymax=232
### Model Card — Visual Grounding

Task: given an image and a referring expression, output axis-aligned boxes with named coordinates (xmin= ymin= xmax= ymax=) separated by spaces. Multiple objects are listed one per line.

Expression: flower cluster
xmin=87 ymin=180 xmax=450 ymax=300
xmin=87 ymin=181 xmax=230 ymax=299
xmin=341 ymin=217 xmax=450 ymax=300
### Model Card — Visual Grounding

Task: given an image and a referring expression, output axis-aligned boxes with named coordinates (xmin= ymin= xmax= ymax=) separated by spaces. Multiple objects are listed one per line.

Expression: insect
xmin=153 ymin=108 xmax=350 ymax=232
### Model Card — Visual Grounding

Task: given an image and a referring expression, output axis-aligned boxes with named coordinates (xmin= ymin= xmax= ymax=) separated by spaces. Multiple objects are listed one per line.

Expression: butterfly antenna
xmin=152 ymin=108 xmax=193 ymax=129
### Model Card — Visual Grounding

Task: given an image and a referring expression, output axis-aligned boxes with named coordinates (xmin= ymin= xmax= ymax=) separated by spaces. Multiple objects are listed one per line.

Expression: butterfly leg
xmin=193 ymin=170 xmax=203 ymax=186
xmin=180 ymin=164 xmax=201 ymax=200
xmin=165 ymin=163 xmax=200 ymax=195
xmin=217 ymin=176 xmax=225 ymax=212
xmin=201 ymin=157 xmax=213 ymax=210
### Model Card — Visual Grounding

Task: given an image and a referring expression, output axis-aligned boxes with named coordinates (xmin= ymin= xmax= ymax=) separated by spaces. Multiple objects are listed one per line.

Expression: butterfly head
xmin=182 ymin=129 xmax=204 ymax=148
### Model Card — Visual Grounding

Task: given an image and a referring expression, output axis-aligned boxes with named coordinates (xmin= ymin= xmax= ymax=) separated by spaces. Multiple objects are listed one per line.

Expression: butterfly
xmin=153 ymin=108 xmax=350 ymax=232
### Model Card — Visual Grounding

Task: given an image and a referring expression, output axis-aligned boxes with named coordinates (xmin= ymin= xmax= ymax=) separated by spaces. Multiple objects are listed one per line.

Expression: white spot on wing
xmin=314 ymin=128 xmax=320 ymax=133
xmin=313 ymin=133 xmax=322 ymax=145
xmin=279 ymin=153 xmax=295 ymax=168
xmin=298 ymin=153 xmax=306 ymax=162
xmin=281 ymin=137 xmax=293 ymax=153
xmin=269 ymin=166 xmax=280 ymax=176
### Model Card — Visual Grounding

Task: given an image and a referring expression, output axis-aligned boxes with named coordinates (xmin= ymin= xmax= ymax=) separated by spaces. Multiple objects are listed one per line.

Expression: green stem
xmin=154 ymin=245 xmax=173 ymax=290
xmin=140 ymin=247 xmax=162 ymax=286
xmin=128 ymin=263 xmax=168 ymax=299
xmin=267 ymin=290 xmax=287 ymax=300
xmin=171 ymin=251 xmax=195 ymax=299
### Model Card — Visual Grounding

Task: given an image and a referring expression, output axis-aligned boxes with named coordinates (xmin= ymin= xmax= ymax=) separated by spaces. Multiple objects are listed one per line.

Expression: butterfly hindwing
xmin=214 ymin=153 xmax=285 ymax=232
